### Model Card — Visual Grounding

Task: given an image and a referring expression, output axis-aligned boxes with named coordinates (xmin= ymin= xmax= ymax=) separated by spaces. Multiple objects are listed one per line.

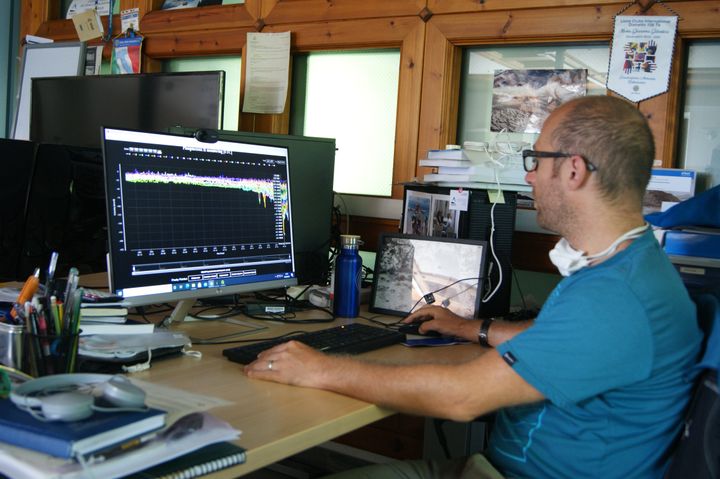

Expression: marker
xmin=10 ymin=268 xmax=41 ymax=320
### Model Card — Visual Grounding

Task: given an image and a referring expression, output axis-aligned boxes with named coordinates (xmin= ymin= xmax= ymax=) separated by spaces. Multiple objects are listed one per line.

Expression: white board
xmin=12 ymin=42 xmax=86 ymax=141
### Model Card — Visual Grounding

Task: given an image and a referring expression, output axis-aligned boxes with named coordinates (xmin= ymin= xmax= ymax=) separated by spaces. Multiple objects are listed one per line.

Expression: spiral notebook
xmin=127 ymin=441 xmax=246 ymax=479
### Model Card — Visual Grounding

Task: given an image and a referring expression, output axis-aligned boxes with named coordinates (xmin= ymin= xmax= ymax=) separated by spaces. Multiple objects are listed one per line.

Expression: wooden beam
xmin=392 ymin=20 xmax=426 ymax=198
xmin=262 ymin=0 xmax=426 ymax=24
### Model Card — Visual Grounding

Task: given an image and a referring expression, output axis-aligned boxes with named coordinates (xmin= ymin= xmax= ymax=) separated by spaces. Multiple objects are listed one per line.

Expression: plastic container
xmin=333 ymin=235 xmax=363 ymax=318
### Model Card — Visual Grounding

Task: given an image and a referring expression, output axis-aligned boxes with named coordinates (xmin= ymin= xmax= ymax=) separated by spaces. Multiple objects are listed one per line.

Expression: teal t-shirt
xmin=488 ymin=230 xmax=702 ymax=479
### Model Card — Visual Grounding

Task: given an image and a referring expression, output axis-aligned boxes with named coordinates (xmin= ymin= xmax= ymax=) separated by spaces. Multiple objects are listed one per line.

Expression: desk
xmin=2 ymin=275 xmax=484 ymax=476
xmin=135 ymin=315 xmax=484 ymax=477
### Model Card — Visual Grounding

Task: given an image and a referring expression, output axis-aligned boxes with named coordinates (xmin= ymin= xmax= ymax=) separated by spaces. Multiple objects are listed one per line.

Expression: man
xmin=245 ymin=96 xmax=702 ymax=478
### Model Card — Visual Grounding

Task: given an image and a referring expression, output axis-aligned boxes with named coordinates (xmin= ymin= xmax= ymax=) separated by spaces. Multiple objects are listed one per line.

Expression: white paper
xmin=120 ymin=8 xmax=139 ymax=34
xmin=242 ymin=31 xmax=291 ymax=114
xmin=607 ymin=16 xmax=678 ymax=102
xmin=66 ymin=0 xmax=110 ymax=18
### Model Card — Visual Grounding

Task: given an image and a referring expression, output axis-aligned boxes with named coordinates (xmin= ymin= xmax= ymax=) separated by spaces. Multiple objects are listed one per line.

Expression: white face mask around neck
xmin=549 ymin=223 xmax=649 ymax=277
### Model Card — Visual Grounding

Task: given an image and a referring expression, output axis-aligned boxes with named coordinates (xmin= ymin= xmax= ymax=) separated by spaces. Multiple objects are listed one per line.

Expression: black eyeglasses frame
xmin=521 ymin=150 xmax=597 ymax=173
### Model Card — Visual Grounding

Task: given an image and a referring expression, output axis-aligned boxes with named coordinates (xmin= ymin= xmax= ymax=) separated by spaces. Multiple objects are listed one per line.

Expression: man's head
xmin=527 ymin=95 xmax=655 ymax=233
xmin=549 ymin=95 xmax=654 ymax=206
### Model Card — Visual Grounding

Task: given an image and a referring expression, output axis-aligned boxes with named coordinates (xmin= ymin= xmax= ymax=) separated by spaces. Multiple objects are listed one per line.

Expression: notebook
xmin=0 ymin=398 xmax=166 ymax=459
xmin=126 ymin=441 xmax=246 ymax=478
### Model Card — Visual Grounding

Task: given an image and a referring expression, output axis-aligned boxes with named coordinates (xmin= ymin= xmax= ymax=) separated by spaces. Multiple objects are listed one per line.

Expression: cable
xmin=334 ymin=192 xmax=350 ymax=235
xmin=511 ymin=267 xmax=528 ymax=311
xmin=192 ymin=330 xmax=310 ymax=346
xmin=406 ymin=276 xmax=483 ymax=315
xmin=482 ymin=182 xmax=503 ymax=304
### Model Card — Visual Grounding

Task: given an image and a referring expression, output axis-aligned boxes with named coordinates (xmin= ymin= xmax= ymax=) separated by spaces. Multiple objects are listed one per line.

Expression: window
xmin=678 ymin=41 xmax=720 ymax=192
xmin=164 ymin=56 xmax=242 ymax=131
xmin=458 ymin=44 xmax=610 ymax=148
xmin=291 ymin=50 xmax=401 ymax=196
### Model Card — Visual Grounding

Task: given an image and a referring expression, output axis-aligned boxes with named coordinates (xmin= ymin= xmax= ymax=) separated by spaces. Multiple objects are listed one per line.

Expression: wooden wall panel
xmin=427 ymin=0 xmax=620 ymax=14
xmin=142 ymin=28 xmax=254 ymax=57
xmin=141 ymin=5 xmax=256 ymax=34
xmin=261 ymin=0 xmax=426 ymax=25
xmin=428 ymin=6 xmax=615 ymax=43
xmin=264 ymin=16 xmax=421 ymax=50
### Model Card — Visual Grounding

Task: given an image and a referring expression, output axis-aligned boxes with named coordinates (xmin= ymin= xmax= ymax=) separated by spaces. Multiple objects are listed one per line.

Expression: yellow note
xmin=488 ymin=189 xmax=505 ymax=204
xmin=72 ymin=9 xmax=104 ymax=42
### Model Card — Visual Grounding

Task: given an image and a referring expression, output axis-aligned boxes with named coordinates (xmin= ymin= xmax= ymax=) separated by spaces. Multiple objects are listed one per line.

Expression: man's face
xmin=525 ymin=112 xmax=570 ymax=233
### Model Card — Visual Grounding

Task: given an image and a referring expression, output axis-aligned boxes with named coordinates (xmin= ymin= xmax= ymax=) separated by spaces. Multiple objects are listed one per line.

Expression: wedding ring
xmin=267 ymin=360 xmax=274 ymax=370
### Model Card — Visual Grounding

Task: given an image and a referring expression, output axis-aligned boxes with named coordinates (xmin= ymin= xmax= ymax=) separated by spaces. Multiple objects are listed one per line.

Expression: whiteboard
xmin=12 ymin=42 xmax=86 ymax=141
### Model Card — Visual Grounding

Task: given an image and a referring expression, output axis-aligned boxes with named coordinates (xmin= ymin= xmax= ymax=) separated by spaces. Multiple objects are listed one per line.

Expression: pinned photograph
xmin=403 ymin=191 xmax=431 ymax=236
xmin=491 ymin=69 xmax=587 ymax=133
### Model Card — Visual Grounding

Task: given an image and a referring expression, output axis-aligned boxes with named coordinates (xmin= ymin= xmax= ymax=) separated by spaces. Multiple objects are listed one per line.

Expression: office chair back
xmin=666 ymin=293 xmax=720 ymax=479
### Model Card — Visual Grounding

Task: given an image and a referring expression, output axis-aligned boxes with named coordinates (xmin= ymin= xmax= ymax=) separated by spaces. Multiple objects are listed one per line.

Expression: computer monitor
xmin=370 ymin=234 xmax=488 ymax=318
xmin=101 ymin=127 xmax=297 ymax=322
xmin=0 ymin=138 xmax=37 ymax=281
xmin=31 ymin=71 xmax=225 ymax=149
xmin=19 ymin=144 xmax=107 ymax=281
xmin=170 ymin=127 xmax=336 ymax=285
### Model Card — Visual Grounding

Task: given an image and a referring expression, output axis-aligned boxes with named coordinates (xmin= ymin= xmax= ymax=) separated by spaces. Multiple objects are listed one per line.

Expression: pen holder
xmin=0 ymin=321 xmax=25 ymax=372
xmin=24 ymin=331 xmax=81 ymax=377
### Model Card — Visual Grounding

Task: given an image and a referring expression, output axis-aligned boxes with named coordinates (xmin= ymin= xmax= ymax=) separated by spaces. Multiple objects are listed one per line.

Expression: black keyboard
xmin=222 ymin=323 xmax=404 ymax=364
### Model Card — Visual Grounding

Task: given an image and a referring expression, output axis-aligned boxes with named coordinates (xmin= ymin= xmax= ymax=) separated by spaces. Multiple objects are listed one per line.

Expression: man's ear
xmin=566 ymin=155 xmax=592 ymax=190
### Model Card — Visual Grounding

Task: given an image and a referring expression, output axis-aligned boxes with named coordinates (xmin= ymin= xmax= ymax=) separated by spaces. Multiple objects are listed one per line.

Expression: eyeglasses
xmin=521 ymin=150 xmax=597 ymax=173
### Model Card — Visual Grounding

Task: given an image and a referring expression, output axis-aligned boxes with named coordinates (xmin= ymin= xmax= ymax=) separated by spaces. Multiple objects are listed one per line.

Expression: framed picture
xmin=491 ymin=69 xmax=587 ymax=133
xmin=370 ymin=234 xmax=487 ymax=318
xmin=12 ymin=42 xmax=86 ymax=141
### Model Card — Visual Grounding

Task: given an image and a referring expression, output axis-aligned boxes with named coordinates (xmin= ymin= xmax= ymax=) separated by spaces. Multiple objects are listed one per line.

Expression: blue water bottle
xmin=334 ymin=235 xmax=363 ymax=318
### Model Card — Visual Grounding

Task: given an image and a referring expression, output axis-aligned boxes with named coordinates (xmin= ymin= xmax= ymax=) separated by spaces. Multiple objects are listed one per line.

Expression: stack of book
xmin=79 ymin=304 xmax=154 ymax=335
xmin=420 ymin=144 xmax=531 ymax=191
xmin=0 ymin=408 xmax=244 ymax=479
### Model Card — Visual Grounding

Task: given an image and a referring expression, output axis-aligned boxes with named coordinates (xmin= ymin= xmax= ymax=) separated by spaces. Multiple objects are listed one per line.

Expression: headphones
xmin=10 ymin=373 xmax=147 ymax=422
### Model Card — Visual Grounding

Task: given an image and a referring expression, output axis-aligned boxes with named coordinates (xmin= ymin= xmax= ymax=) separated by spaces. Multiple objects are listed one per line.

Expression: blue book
xmin=0 ymin=398 xmax=166 ymax=459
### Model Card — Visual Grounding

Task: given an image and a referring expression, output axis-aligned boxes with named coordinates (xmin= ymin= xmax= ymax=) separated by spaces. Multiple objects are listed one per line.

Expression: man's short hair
xmin=550 ymin=96 xmax=655 ymax=206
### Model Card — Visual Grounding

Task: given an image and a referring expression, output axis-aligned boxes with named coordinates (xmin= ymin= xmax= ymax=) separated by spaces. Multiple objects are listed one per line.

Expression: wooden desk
xmin=133 ymin=315 xmax=484 ymax=477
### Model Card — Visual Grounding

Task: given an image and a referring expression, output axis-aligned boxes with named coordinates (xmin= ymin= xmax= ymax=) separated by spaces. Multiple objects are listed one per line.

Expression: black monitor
xmin=0 ymin=138 xmax=37 ymax=281
xmin=171 ymin=127 xmax=336 ymax=285
xmin=18 ymin=144 xmax=108 ymax=281
xmin=101 ymin=127 xmax=297 ymax=322
xmin=30 ymin=72 xmax=225 ymax=149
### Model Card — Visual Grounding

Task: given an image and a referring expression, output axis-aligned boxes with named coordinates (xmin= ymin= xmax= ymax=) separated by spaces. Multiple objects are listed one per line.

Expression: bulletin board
xmin=11 ymin=42 xmax=86 ymax=141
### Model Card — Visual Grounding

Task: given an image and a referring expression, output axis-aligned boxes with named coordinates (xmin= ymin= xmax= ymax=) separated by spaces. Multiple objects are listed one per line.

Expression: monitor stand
xmin=169 ymin=299 xmax=195 ymax=323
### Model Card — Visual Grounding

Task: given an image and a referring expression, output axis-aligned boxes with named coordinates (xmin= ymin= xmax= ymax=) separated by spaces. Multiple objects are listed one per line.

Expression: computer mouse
xmin=398 ymin=322 xmax=442 ymax=337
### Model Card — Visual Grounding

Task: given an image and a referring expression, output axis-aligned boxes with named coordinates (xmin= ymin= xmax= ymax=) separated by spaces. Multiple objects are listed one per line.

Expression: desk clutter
xmin=0 ymin=374 xmax=244 ymax=478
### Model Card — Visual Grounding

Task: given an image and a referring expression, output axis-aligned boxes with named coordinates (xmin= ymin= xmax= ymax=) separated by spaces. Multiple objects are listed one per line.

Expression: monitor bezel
xmin=101 ymin=126 xmax=298 ymax=313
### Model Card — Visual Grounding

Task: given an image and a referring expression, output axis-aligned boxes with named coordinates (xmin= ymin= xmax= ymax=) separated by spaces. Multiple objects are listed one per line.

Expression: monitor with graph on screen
xmin=101 ymin=127 xmax=297 ymax=322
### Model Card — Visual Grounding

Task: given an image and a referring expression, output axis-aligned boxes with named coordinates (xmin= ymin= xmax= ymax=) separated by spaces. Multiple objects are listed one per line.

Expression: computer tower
xmin=402 ymin=184 xmax=517 ymax=318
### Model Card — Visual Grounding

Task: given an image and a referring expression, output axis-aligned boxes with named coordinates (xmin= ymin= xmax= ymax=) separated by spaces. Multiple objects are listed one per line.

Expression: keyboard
xmin=222 ymin=323 xmax=404 ymax=364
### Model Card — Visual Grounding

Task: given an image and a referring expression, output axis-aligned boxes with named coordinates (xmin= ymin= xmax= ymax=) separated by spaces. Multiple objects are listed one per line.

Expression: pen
xmin=63 ymin=267 xmax=80 ymax=306
xmin=45 ymin=252 xmax=59 ymax=296
xmin=10 ymin=268 xmax=40 ymax=320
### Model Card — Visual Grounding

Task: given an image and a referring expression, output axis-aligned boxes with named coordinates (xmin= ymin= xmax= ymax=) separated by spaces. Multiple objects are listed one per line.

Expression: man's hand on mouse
xmin=403 ymin=305 xmax=479 ymax=342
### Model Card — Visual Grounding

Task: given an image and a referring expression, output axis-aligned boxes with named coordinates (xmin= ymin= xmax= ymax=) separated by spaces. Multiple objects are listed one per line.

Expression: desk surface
xmin=139 ymin=314 xmax=483 ymax=477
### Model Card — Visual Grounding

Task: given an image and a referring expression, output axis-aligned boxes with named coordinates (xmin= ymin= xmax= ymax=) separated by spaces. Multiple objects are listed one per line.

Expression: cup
xmin=24 ymin=331 xmax=80 ymax=376
xmin=0 ymin=321 xmax=25 ymax=372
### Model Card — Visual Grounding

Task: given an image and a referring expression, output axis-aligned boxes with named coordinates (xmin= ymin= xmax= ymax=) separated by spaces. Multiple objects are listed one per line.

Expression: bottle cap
xmin=340 ymin=234 xmax=362 ymax=248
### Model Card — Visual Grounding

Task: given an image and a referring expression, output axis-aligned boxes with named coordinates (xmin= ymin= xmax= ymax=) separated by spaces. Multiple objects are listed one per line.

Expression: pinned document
xmin=242 ymin=32 xmax=291 ymax=114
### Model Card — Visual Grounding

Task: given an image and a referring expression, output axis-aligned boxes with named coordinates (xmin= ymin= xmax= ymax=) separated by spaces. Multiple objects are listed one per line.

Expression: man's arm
xmin=404 ymin=305 xmax=533 ymax=346
xmin=244 ymin=340 xmax=544 ymax=422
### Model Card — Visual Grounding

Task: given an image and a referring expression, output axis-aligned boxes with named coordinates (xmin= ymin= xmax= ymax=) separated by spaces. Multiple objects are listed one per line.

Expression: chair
xmin=666 ymin=293 xmax=720 ymax=479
